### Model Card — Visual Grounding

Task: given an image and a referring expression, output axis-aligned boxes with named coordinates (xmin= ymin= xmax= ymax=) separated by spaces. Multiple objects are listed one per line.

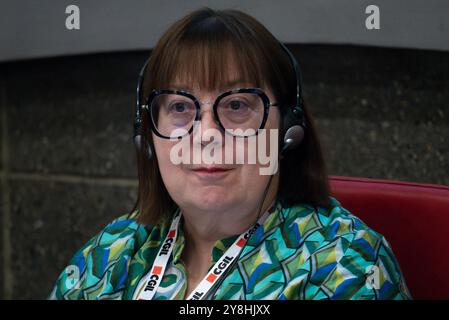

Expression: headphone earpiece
xmin=280 ymin=105 xmax=305 ymax=154
xmin=134 ymin=57 xmax=154 ymax=161
xmin=282 ymin=125 xmax=304 ymax=153
xmin=134 ymin=134 xmax=153 ymax=160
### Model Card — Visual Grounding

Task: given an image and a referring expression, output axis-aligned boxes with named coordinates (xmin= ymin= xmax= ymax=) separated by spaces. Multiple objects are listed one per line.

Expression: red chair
xmin=329 ymin=175 xmax=449 ymax=300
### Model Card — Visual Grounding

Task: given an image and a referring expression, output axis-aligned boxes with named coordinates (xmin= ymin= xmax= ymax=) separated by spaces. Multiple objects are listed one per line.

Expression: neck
xmin=180 ymin=191 xmax=278 ymax=279
xmin=180 ymin=178 xmax=278 ymax=258
xmin=179 ymin=176 xmax=278 ymax=291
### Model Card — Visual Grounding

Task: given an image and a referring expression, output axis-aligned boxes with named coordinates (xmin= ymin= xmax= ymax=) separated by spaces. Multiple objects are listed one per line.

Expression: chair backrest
xmin=329 ymin=175 xmax=449 ymax=299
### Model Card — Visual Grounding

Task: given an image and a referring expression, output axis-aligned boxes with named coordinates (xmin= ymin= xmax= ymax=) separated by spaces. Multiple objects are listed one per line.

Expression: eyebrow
xmin=171 ymin=78 xmax=252 ymax=92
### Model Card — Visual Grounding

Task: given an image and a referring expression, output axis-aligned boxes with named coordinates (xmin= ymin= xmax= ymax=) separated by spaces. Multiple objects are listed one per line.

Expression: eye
xmin=229 ymin=100 xmax=245 ymax=110
xmin=226 ymin=99 xmax=250 ymax=112
xmin=172 ymin=102 xmax=187 ymax=112
xmin=168 ymin=101 xmax=194 ymax=113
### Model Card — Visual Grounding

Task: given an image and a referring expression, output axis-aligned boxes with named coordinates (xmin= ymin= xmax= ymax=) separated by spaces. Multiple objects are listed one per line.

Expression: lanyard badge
xmin=134 ymin=204 xmax=274 ymax=300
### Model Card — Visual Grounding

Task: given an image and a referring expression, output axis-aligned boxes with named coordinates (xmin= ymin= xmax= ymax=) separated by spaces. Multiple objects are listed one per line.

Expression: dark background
xmin=1 ymin=43 xmax=448 ymax=299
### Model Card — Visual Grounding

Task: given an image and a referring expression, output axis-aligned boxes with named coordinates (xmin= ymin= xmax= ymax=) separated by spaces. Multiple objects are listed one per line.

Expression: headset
xmin=133 ymin=41 xmax=306 ymax=160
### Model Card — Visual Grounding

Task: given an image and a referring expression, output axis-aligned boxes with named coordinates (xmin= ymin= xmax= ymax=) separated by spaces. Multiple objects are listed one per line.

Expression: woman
xmin=49 ymin=8 xmax=411 ymax=300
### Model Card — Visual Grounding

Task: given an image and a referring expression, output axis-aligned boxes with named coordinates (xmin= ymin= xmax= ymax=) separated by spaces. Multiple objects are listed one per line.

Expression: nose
xmin=192 ymin=103 xmax=223 ymax=146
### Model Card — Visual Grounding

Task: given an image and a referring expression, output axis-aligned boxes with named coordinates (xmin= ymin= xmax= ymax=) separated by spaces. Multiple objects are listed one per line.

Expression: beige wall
xmin=1 ymin=0 xmax=449 ymax=62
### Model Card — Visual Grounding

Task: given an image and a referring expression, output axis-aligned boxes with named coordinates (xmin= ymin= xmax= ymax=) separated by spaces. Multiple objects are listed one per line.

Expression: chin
xmin=192 ymin=189 xmax=234 ymax=210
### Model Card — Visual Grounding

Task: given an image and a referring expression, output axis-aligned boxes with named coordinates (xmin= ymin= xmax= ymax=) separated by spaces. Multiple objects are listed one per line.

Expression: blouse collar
xmin=170 ymin=198 xmax=284 ymax=266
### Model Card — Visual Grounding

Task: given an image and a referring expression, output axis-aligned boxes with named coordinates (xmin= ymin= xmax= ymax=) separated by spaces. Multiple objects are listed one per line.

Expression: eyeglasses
xmin=143 ymin=87 xmax=280 ymax=138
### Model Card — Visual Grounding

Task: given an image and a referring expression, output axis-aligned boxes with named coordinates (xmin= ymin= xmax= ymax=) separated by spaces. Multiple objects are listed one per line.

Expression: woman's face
xmin=152 ymin=71 xmax=281 ymax=217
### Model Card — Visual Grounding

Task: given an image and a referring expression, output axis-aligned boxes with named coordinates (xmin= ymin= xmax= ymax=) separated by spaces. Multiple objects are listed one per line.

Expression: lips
xmin=191 ymin=166 xmax=233 ymax=173
xmin=189 ymin=166 xmax=235 ymax=177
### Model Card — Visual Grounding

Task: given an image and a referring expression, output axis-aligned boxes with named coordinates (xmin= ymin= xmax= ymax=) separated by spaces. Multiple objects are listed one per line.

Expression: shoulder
xmin=281 ymin=197 xmax=386 ymax=252
xmin=278 ymin=197 xmax=411 ymax=299
xmin=49 ymin=211 xmax=153 ymax=300
xmin=76 ymin=211 xmax=150 ymax=259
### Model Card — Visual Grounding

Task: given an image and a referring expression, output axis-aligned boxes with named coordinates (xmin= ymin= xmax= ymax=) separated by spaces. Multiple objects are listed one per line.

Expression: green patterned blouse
xmin=49 ymin=197 xmax=411 ymax=300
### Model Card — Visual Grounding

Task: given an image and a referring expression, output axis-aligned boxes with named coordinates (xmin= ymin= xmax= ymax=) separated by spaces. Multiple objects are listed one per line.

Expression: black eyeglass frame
xmin=143 ymin=87 xmax=281 ymax=139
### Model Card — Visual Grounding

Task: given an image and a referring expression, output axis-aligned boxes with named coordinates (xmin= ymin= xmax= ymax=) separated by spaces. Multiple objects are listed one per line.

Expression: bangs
xmin=145 ymin=14 xmax=275 ymax=94
xmin=159 ymin=41 xmax=265 ymax=92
